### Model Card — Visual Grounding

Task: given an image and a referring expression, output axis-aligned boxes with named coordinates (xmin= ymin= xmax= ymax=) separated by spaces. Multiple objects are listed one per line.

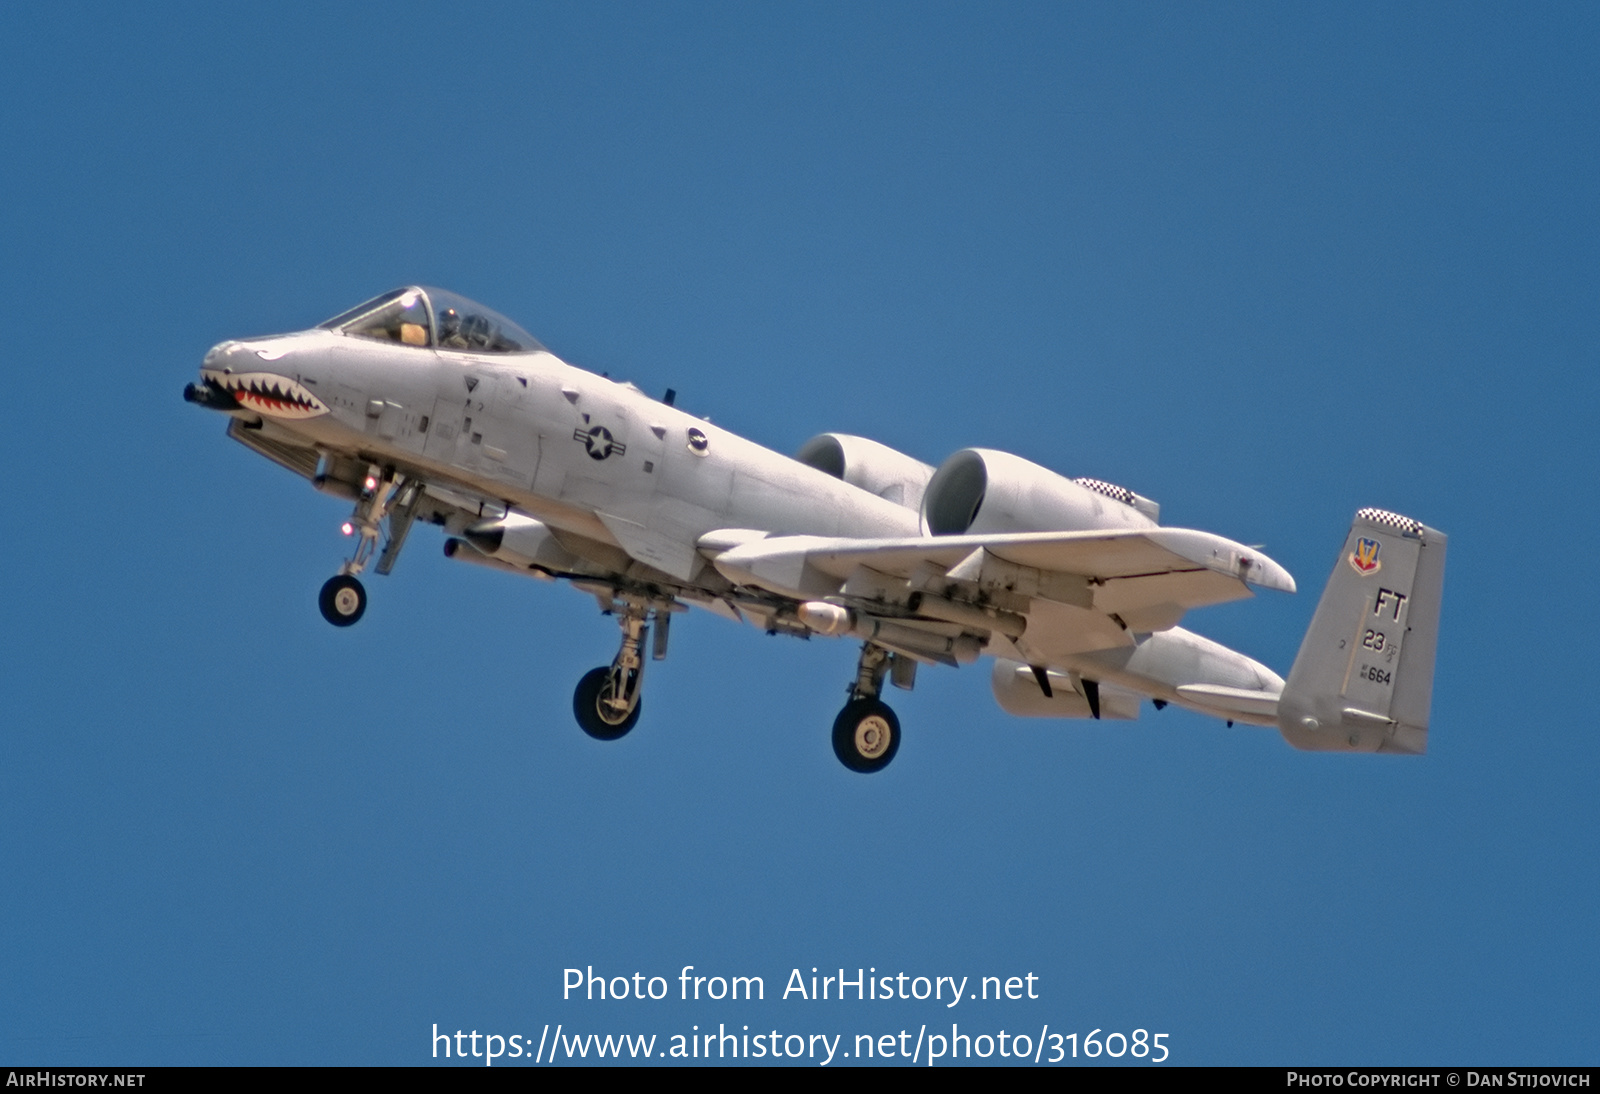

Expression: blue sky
xmin=2 ymin=2 xmax=1596 ymax=1065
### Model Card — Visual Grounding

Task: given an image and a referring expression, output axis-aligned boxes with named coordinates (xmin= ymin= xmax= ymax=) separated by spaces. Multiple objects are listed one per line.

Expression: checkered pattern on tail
xmin=1356 ymin=507 xmax=1423 ymax=535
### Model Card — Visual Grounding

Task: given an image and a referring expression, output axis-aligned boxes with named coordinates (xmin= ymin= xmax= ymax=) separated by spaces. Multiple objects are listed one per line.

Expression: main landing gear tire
xmin=573 ymin=666 xmax=642 ymax=741
xmin=318 ymin=574 xmax=367 ymax=627
xmin=832 ymin=698 xmax=900 ymax=774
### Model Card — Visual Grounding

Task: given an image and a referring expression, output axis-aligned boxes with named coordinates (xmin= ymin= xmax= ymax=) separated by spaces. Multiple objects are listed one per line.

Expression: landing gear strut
xmin=318 ymin=463 xmax=419 ymax=627
xmin=573 ymin=596 xmax=678 ymax=741
xmin=832 ymin=642 xmax=901 ymax=773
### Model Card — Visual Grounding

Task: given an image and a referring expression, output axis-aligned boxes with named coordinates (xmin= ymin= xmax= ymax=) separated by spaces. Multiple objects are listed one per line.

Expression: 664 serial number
xmin=1056 ymin=1029 xmax=1168 ymax=1062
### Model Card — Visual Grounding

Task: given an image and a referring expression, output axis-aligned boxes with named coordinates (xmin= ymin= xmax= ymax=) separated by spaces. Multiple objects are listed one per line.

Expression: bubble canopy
xmin=318 ymin=287 xmax=544 ymax=354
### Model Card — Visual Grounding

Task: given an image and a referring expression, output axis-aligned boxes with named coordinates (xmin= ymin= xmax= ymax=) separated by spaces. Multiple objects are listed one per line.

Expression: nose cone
xmin=201 ymin=339 xmax=251 ymax=375
xmin=188 ymin=341 xmax=251 ymax=410
xmin=202 ymin=333 xmax=303 ymax=377
xmin=189 ymin=334 xmax=329 ymax=420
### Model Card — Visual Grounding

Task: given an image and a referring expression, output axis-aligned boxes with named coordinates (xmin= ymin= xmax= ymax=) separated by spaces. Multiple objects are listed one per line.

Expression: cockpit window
xmin=317 ymin=287 xmax=544 ymax=354
xmin=319 ymin=288 xmax=433 ymax=346
xmin=427 ymin=287 xmax=543 ymax=354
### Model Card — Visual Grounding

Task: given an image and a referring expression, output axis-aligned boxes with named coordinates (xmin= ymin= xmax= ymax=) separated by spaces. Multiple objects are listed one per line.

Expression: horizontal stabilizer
xmin=1277 ymin=508 xmax=1447 ymax=754
xmin=1175 ymin=683 xmax=1281 ymax=719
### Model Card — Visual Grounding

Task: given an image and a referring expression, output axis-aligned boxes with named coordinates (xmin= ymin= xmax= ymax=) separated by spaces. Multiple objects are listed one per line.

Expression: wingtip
xmin=1246 ymin=553 xmax=1297 ymax=594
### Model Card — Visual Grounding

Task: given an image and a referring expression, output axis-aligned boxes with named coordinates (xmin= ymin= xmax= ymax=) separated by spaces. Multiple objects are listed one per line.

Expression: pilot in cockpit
xmin=438 ymin=307 xmax=467 ymax=349
xmin=320 ymin=287 xmax=543 ymax=355
xmin=439 ymin=307 xmax=497 ymax=350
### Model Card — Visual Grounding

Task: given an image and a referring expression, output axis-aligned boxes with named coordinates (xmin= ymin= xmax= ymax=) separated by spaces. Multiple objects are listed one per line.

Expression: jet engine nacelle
xmin=795 ymin=433 xmax=936 ymax=512
xmin=921 ymin=448 xmax=1160 ymax=536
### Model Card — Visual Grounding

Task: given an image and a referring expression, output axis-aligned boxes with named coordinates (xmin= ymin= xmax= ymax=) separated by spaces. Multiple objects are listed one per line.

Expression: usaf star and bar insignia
xmin=575 ymin=424 xmax=626 ymax=461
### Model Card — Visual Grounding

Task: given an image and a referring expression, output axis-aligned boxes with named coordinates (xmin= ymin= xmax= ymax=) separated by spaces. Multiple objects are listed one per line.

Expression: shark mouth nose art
xmin=206 ymin=372 xmax=329 ymax=419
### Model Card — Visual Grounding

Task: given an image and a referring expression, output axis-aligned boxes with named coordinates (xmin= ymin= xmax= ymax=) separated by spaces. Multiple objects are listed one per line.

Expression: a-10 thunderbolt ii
xmin=185 ymin=286 xmax=1447 ymax=772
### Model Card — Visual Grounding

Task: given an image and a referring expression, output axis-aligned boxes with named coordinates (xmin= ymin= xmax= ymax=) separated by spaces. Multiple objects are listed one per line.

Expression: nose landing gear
xmin=319 ymin=573 xmax=367 ymax=625
xmin=318 ymin=465 xmax=419 ymax=627
xmin=832 ymin=642 xmax=902 ymax=773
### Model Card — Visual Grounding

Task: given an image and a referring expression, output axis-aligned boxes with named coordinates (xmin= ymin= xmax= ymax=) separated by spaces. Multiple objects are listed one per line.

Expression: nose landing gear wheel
xmin=318 ymin=574 xmax=367 ymax=626
xmin=832 ymin=698 xmax=900 ymax=773
xmin=573 ymin=666 xmax=642 ymax=740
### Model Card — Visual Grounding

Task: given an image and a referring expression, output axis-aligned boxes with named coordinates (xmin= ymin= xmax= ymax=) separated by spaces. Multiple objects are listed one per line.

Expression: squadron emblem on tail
xmin=1348 ymin=536 xmax=1382 ymax=575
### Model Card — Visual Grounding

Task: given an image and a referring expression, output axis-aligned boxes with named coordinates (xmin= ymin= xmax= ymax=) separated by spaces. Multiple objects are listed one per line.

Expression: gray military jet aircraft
xmin=186 ymin=286 xmax=1446 ymax=771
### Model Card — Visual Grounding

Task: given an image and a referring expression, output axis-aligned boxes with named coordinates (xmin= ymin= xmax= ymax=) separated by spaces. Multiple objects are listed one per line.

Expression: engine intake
xmin=795 ymin=433 xmax=935 ymax=511
xmin=921 ymin=448 xmax=1159 ymax=535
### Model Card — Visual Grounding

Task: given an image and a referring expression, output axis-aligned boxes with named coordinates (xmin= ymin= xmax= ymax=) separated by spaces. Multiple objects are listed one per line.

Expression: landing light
xmin=341 ymin=522 xmax=354 ymax=536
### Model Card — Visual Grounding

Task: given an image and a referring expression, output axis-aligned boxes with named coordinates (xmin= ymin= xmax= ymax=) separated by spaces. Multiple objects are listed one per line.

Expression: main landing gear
xmin=832 ymin=642 xmax=908 ymax=774
xmin=573 ymin=594 xmax=678 ymax=741
xmin=318 ymin=464 xmax=420 ymax=627
xmin=319 ymin=574 xmax=366 ymax=626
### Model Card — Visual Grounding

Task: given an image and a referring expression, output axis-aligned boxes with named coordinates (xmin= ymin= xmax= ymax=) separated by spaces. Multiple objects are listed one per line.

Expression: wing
xmin=705 ymin=526 xmax=1295 ymax=663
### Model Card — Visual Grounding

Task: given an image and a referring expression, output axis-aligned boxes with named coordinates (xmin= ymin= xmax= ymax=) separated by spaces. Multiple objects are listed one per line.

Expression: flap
xmin=711 ymin=527 xmax=1294 ymax=630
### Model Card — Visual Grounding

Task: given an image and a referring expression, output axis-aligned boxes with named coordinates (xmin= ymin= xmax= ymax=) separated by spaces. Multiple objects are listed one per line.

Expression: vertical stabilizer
xmin=1277 ymin=509 xmax=1447 ymax=754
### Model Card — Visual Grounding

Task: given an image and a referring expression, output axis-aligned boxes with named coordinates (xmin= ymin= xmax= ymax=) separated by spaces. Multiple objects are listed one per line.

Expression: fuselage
xmin=201 ymin=326 xmax=921 ymax=579
xmin=193 ymin=287 xmax=1286 ymax=732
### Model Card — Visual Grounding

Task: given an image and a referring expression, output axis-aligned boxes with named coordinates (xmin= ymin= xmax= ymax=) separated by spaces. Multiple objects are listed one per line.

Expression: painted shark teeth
xmin=207 ymin=372 xmax=329 ymax=420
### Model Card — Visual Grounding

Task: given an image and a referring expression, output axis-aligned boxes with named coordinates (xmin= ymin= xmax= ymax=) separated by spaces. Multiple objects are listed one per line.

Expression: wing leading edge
xmin=706 ymin=526 xmax=1294 ymax=637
